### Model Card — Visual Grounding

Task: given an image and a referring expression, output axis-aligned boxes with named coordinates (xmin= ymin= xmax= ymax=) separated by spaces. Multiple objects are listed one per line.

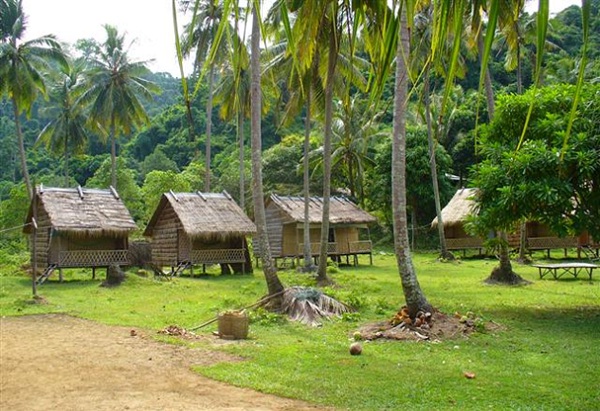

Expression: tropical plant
xmin=0 ymin=0 xmax=68 ymax=199
xmin=249 ymin=1 xmax=285 ymax=300
xmin=469 ymin=84 xmax=600 ymax=247
xmin=213 ymin=13 xmax=251 ymax=208
xmin=390 ymin=4 xmax=433 ymax=316
xmin=77 ymin=25 xmax=159 ymax=190
xmin=36 ymin=60 xmax=89 ymax=186
xmin=180 ymin=0 xmax=238 ymax=192
xmin=329 ymin=97 xmax=380 ymax=206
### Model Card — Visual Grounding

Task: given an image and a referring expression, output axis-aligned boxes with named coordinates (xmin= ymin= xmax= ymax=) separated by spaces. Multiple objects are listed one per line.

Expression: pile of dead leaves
xmin=157 ymin=325 xmax=198 ymax=339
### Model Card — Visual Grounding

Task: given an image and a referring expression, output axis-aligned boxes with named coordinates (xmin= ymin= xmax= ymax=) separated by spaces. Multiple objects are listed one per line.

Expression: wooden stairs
xmin=36 ymin=264 xmax=58 ymax=285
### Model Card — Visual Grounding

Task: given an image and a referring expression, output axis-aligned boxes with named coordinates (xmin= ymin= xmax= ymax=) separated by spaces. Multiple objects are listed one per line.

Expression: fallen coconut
xmin=350 ymin=342 xmax=363 ymax=355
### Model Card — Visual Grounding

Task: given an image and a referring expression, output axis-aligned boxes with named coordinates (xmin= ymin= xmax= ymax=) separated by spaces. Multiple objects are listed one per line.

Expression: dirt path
xmin=0 ymin=314 xmax=327 ymax=411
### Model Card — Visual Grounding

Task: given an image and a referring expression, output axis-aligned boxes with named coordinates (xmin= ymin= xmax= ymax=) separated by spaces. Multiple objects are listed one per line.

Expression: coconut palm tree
xmin=262 ymin=29 xmax=323 ymax=272
xmin=250 ymin=1 xmax=285 ymax=299
xmin=180 ymin=0 xmax=236 ymax=192
xmin=390 ymin=3 xmax=433 ymax=317
xmin=285 ymin=0 xmax=363 ymax=283
xmin=78 ymin=25 xmax=159 ymax=190
xmin=213 ymin=34 xmax=250 ymax=208
xmin=36 ymin=60 xmax=89 ymax=186
xmin=329 ymin=96 xmax=379 ymax=206
xmin=0 ymin=0 xmax=67 ymax=199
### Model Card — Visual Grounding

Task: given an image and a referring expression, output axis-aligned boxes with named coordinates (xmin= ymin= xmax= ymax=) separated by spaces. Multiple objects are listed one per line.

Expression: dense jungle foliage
xmin=1 ymin=2 xmax=598 ymax=253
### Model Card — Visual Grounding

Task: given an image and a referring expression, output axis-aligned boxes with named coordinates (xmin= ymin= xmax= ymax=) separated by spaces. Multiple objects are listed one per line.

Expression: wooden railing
xmin=189 ymin=249 xmax=246 ymax=264
xmin=58 ymin=250 xmax=130 ymax=267
xmin=446 ymin=237 xmax=484 ymax=250
xmin=298 ymin=242 xmax=338 ymax=256
xmin=528 ymin=236 xmax=578 ymax=250
xmin=348 ymin=240 xmax=372 ymax=254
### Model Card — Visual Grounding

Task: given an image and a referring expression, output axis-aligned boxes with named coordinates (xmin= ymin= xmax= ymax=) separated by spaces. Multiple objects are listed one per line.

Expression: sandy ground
xmin=0 ymin=314 xmax=328 ymax=411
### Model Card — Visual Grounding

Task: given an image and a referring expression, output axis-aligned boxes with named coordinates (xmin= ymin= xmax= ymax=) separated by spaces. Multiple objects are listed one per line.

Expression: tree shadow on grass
xmin=484 ymin=305 xmax=600 ymax=339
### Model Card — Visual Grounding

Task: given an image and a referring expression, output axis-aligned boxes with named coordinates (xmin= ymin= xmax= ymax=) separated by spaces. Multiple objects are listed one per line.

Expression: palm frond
xmin=280 ymin=286 xmax=352 ymax=326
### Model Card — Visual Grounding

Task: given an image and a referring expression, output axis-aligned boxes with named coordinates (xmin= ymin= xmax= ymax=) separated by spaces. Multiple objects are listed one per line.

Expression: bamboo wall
xmin=30 ymin=206 xmax=51 ymax=269
xmin=150 ymin=205 xmax=180 ymax=266
xmin=335 ymin=227 xmax=359 ymax=254
xmin=265 ymin=203 xmax=285 ymax=257
xmin=281 ymin=224 xmax=301 ymax=256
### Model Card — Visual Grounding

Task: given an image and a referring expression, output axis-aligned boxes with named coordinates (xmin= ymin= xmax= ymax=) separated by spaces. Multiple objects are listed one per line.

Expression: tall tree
xmin=391 ymin=4 xmax=433 ymax=316
xmin=0 ymin=0 xmax=67 ymax=199
xmin=250 ymin=1 xmax=285 ymax=299
xmin=181 ymin=0 xmax=234 ymax=192
xmin=78 ymin=25 xmax=159 ymax=189
xmin=37 ymin=60 xmax=89 ymax=186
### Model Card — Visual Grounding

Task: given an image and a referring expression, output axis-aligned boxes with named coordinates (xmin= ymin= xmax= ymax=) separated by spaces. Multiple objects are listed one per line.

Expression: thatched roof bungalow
xmin=23 ymin=186 xmax=137 ymax=283
xmin=264 ymin=194 xmax=377 ymax=266
xmin=143 ymin=191 xmax=256 ymax=275
xmin=431 ymin=188 xmax=484 ymax=251
xmin=432 ymin=188 xmax=591 ymax=256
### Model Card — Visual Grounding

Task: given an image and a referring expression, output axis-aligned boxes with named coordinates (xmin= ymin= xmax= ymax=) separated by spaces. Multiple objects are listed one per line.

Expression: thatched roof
xmin=267 ymin=194 xmax=377 ymax=225
xmin=431 ymin=188 xmax=478 ymax=228
xmin=144 ymin=191 xmax=256 ymax=239
xmin=23 ymin=186 xmax=137 ymax=237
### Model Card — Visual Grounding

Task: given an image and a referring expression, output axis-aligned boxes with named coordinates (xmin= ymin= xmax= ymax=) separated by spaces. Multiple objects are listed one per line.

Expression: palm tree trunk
xmin=392 ymin=7 xmax=432 ymax=318
xmin=477 ymin=32 xmax=495 ymax=120
xmin=348 ymin=155 xmax=356 ymax=200
xmin=477 ymin=24 xmax=523 ymax=282
xmin=303 ymin=95 xmax=315 ymax=271
xmin=64 ymin=131 xmax=70 ymax=186
xmin=424 ymin=73 xmax=451 ymax=259
xmin=205 ymin=64 xmax=215 ymax=192
xmin=316 ymin=33 xmax=338 ymax=284
xmin=518 ymin=220 xmax=528 ymax=261
xmin=238 ymin=110 xmax=245 ymax=209
xmin=12 ymin=99 xmax=33 ymax=200
xmin=250 ymin=3 xmax=284 ymax=298
xmin=486 ymin=232 xmax=525 ymax=284
xmin=110 ymin=122 xmax=117 ymax=189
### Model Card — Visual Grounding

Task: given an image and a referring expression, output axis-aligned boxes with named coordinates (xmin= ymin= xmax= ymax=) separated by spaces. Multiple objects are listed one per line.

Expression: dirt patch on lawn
xmin=0 ymin=314 xmax=328 ymax=411
xmin=355 ymin=310 xmax=502 ymax=342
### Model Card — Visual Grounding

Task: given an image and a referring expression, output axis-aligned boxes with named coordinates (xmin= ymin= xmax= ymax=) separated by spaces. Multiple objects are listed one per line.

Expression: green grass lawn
xmin=1 ymin=250 xmax=599 ymax=410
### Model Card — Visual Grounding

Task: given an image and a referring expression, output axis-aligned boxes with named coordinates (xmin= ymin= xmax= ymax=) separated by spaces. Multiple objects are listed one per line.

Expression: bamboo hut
xmin=143 ymin=191 xmax=256 ymax=275
xmin=23 ymin=186 xmax=137 ymax=284
xmin=432 ymin=188 xmax=597 ymax=258
xmin=524 ymin=221 xmax=599 ymax=258
xmin=264 ymin=194 xmax=377 ymax=266
xmin=430 ymin=188 xmax=484 ymax=252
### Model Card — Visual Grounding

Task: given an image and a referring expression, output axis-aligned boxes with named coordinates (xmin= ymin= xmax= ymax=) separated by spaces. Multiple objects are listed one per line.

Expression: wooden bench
xmin=532 ymin=263 xmax=599 ymax=280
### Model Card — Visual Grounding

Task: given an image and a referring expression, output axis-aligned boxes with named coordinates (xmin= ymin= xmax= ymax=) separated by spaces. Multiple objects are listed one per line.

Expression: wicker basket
xmin=217 ymin=311 xmax=249 ymax=340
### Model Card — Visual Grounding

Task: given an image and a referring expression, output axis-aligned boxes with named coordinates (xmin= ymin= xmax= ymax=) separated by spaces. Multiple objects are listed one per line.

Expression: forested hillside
xmin=1 ymin=0 xmax=598 ymax=252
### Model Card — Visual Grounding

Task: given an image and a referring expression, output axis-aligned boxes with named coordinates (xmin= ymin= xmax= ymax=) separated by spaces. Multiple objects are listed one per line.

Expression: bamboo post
xmin=32 ymin=186 xmax=38 ymax=297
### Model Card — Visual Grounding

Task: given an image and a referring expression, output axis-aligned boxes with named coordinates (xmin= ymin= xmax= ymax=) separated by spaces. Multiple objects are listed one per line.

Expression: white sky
xmin=24 ymin=0 xmax=191 ymax=76
xmin=23 ymin=0 xmax=582 ymax=78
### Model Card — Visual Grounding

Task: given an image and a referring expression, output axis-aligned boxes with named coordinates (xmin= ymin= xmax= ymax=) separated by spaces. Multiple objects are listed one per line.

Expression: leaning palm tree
xmin=36 ymin=60 xmax=89 ymax=186
xmin=0 ymin=0 xmax=67 ymax=199
xmin=78 ymin=25 xmax=159 ymax=190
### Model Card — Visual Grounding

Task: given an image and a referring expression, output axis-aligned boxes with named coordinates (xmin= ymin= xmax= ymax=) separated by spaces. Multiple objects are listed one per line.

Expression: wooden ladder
xmin=36 ymin=264 xmax=58 ymax=285
xmin=580 ymin=246 xmax=600 ymax=263
xmin=170 ymin=261 xmax=191 ymax=278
